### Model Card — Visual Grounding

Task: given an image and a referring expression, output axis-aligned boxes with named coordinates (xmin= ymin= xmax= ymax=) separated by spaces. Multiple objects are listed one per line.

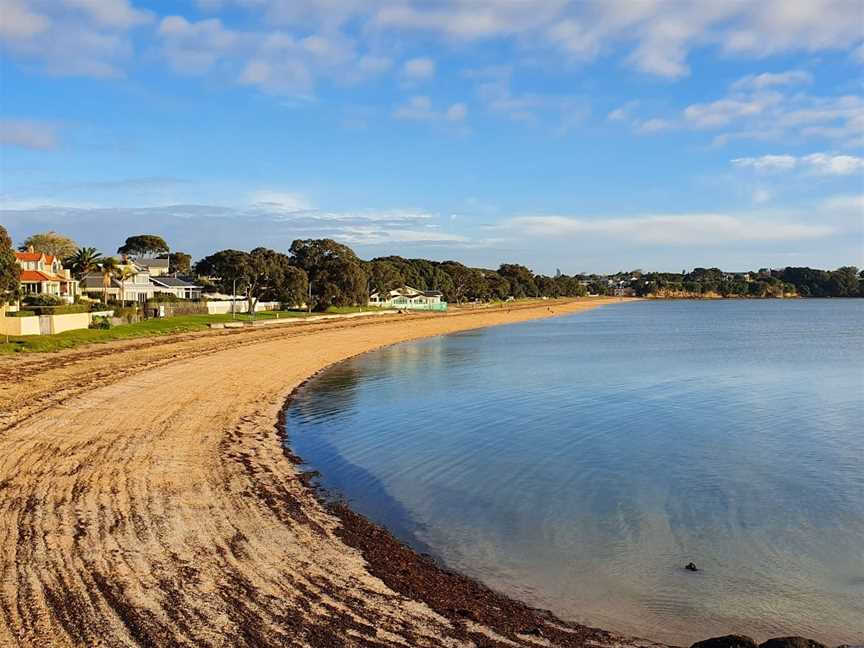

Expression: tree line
xmin=1 ymin=227 xmax=862 ymax=313
xmin=620 ymin=267 xmax=864 ymax=299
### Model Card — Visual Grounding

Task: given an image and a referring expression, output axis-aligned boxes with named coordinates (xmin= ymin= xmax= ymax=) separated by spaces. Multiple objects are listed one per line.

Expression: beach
xmin=0 ymin=297 xmax=666 ymax=648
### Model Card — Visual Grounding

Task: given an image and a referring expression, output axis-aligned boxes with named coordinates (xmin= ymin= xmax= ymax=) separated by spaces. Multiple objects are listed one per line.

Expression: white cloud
xmin=0 ymin=118 xmax=59 ymax=150
xmin=506 ymin=212 xmax=833 ymax=245
xmin=731 ymin=70 xmax=812 ymax=91
xmin=401 ymin=56 xmax=436 ymax=81
xmin=732 ymin=153 xmax=864 ymax=175
xmin=446 ymin=102 xmax=468 ymax=122
xmin=0 ymin=0 xmax=49 ymax=40
xmin=684 ymin=92 xmax=782 ymax=128
xmin=248 ymin=190 xmax=313 ymax=212
xmin=62 ymin=0 xmax=151 ymax=29
xmin=162 ymin=1 xmax=864 ymax=83
xmin=635 ymin=117 xmax=673 ymax=134
xmin=393 ymin=95 xmax=435 ymax=121
xmin=820 ymin=194 xmax=864 ymax=219
xmin=731 ymin=155 xmax=798 ymax=172
xmin=801 ymin=153 xmax=864 ymax=175
xmin=0 ymin=0 xmax=150 ymax=78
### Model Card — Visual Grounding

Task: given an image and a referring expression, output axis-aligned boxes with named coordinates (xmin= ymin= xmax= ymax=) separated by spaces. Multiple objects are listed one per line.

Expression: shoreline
xmin=5 ymin=297 xmax=670 ymax=648
xmin=0 ymin=297 xmax=832 ymax=647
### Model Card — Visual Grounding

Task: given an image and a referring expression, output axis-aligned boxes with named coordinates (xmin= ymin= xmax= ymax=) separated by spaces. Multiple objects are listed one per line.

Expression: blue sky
xmin=1 ymin=0 xmax=863 ymax=273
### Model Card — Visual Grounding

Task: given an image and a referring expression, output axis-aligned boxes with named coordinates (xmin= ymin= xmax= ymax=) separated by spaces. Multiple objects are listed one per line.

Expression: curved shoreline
xmin=5 ymin=297 xmax=675 ymax=648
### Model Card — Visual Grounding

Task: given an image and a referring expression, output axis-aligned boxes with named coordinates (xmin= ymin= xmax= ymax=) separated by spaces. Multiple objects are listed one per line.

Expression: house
xmin=14 ymin=248 xmax=77 ymax=303
xmin=134 ymin=257 xmax=170 ymax=277
xmin=150 ymin=276 xmax=202 ymax=300
xmin=369 ymin=286 xmax=447 ymax=311
xmin=79 ymin=261 xmax=156 ymax=303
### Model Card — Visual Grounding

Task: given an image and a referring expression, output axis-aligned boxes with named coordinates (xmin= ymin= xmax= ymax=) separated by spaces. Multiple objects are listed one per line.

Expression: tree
xmin=117 ymin=234 xmax=169 ymax=257
xmin=289 ymin=239 xmax=367 ymax=311
xmin=116 ymin=265 xmax=137 ymax=304
xmin=0 ymin=226 xmax=19 ymax=308
xmin=168 ymin=252 xmax=192 ymax=275
xmin=827 ymin=266 xmax=859 ymax=297
xmin=20 ymin=231 xmax=78 ymax=258
xmin=100 ymin=257 xmax=119 ymax=304
xmin=249 ymin=247 xmax=309 ymax=308
xmin=498 ymin=263 xmax=538 ymax=298
xmin=65 ymin=247 xmax=103 ymax=279
xmin=367 ymin=260 xmax=405 ymax=296
xmin=195 ymin=248 xmax=309 ymax=316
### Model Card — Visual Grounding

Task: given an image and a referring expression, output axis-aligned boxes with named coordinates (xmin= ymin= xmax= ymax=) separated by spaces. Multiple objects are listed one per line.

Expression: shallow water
xmin=284 ymin=300 xmax=864 ymax=644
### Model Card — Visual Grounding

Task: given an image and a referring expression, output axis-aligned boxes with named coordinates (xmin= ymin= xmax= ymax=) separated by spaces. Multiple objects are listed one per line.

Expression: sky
xmin=1 ymin=0 xmax=863 ymax=274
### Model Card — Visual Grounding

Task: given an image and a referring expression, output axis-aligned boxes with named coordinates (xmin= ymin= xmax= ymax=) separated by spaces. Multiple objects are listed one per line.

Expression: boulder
xmin=691 ymin=636 xmax=758 ymax=648
xmin=759 ymin=638 xmax=828 ymax=648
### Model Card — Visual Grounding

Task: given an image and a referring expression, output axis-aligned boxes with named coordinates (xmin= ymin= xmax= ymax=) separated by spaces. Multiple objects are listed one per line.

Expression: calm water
xmin=285 ymin=300 xmax=864 ymax=644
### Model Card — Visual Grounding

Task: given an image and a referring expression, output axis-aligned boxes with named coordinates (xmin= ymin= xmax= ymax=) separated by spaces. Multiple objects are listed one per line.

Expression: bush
xmin=23 ymin=294 xmax=64 ymax=307
xmin=148 ymin=293 xmax=180 ymax=303
xmin=89 ymin=316 xmax=111 ymax=330
xmin=5 ymin=310 xmax=36 ymax=317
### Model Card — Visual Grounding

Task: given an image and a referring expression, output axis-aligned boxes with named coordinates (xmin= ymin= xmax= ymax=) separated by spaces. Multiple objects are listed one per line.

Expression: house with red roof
xmin=15 ymin=248 xmax=77 ymax=304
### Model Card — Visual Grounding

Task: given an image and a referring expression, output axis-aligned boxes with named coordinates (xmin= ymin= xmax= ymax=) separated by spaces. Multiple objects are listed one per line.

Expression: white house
xmin=369 ymin=286 xmax=447 ymax=311
xmin=150 ymin=276 xmax=202 ymax=300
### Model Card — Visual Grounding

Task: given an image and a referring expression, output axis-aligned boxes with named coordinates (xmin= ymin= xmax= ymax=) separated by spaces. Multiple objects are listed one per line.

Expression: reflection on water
xmin=285 ymin=300 xmax=864 ymax=644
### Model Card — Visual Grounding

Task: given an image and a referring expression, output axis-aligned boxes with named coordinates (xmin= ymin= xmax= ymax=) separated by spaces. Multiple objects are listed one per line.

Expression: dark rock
xmin=519 ymin=626 xmax=544 ymax=637
xmin=691 ymin=635 xmax=758 ymax=648
xmin=759 ymin=638 xmax=828 ymax=648
xmin=685 ymin=562 xmax=699 ymax=571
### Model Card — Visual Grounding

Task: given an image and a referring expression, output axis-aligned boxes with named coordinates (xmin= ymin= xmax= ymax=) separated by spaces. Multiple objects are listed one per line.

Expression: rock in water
xmin=685 ymin=562 xmax=699 ymax=571
xmin=759 ymin=638 xmax=828 ymax=648
xmin=691 ymin=635 xmax=758 ymax=648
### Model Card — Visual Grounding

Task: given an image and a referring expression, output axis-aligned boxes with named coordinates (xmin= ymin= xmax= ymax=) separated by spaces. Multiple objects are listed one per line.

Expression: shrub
xmin=89 ymin=316 xmax=111 ymax=330
xmin=6 ymin=310 xmax=36 ymax=317
xmin=23 ymin=294 xmax=64 ymax=307
xmin=148 ymin=293 xmax=180 ymax=303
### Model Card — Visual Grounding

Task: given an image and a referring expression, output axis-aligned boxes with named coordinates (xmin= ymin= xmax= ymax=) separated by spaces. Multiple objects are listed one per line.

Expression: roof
xmin=135 ymin=257 xmax=169 ymax=268
xmin=15 ymin=251 xmax=56 ymax=264
xmin=20 ymin=270 xmax=65 ymax=283
xmin=80 ymin=274 xmax=120 ymax=289
xmin=151 ymin=276 xmax=199 ymax=288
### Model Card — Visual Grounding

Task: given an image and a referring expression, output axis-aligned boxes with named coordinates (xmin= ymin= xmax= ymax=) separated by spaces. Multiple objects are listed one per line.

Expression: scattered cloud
xmin=610 ymin=70 xmax=864 ymax=146
xmin=401 ymin=56 xmax=436 ymax=82
xmin=393 ymin=96 xmax=468 ymax=125
xmin=505 ymin=212 xmax=834 ymax=245
xmin=0 ymin=0 xmax=151 ymax=78
xmin=732 ymin=153 xmax=864 ymax=175
xmin=0 ymin=118 xmax=60 ymax=150
xmin=248 ymin=190 xmax=313 ymax=212
xmin=730 ymin=70 xmax=812 ymax=91
xmin=445 ymin=103 xmax=468 ymax=122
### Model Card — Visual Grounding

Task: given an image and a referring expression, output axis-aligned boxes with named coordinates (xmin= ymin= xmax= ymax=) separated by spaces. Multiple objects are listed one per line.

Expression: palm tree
xmin=65 ymin=247 xmax=103 ymax=279
xmin=99 ymin=257 xmax=118 ymax=305
xmin=116 ymin=265 xmax=136 ymax=305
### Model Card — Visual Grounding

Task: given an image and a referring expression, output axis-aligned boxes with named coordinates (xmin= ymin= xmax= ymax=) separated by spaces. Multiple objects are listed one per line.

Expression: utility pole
xmin=232 ymin=279 xmax=236 ymax=320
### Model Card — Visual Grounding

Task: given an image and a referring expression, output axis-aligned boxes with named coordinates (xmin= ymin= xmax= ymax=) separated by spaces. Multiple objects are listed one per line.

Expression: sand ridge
xmin=0 ymin=298 xmax=663 ymax=648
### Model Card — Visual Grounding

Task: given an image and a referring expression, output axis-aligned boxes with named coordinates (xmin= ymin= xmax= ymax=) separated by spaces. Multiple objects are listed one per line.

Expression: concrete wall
xmin=49 ymin=312 xmax=91 ymax=334
xmin=0 ymin=316 xmax=41 ymax=336
xmin=1 ymin=311 xmax=111 ymax=336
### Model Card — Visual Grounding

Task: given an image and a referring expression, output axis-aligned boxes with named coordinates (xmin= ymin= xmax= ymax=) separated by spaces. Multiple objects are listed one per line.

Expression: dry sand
xmin=0 ymin=298 xmax=664 ymax=648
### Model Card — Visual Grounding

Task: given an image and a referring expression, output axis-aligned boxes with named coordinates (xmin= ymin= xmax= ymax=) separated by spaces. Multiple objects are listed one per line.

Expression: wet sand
xmin=0 ymin=298 xmax=666 ymax=648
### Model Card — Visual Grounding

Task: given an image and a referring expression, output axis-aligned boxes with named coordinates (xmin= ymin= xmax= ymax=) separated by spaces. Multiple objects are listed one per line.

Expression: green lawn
xmin=0 ymin=306 xmax=385 ymax=354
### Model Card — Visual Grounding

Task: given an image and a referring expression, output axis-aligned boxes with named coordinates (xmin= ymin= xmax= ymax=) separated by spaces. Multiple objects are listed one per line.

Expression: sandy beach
xmin=0 ymin=297 xmax=667 ymax=648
